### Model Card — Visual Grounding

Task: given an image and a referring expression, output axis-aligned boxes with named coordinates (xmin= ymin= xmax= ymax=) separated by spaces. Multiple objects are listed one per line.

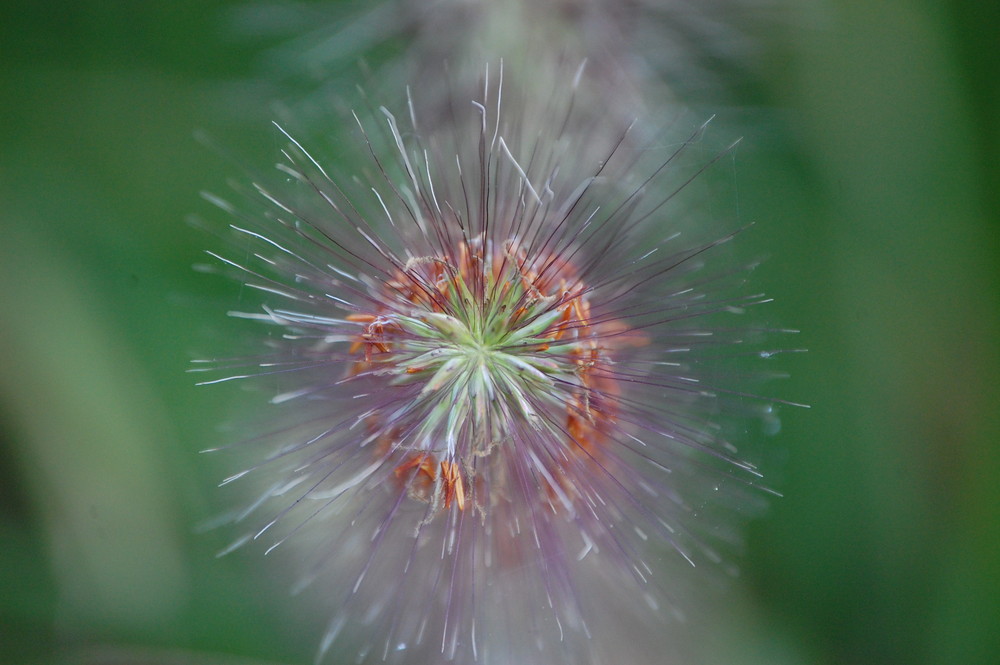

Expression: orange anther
xmin=571 ymin=296 xmax=589 ymax=326
xmin=395 ymin=453 xmax=436 ymax=482
xmin=567 ymin=412 xmax=585 ymax=442
xmin=439 ymin=461 xmax=465 ymax=511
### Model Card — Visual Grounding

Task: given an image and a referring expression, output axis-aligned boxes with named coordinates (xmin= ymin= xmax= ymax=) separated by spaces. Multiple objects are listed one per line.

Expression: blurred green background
xmin=1 ymin=1 xmax=997 ymax=664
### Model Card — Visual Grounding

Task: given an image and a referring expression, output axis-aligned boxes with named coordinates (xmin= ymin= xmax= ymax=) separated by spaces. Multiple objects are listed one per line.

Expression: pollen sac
xmin=201 ymin=70 xmax=784 ymax=665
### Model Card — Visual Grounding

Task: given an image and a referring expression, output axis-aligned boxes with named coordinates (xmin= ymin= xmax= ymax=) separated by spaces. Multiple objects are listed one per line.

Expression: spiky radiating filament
xmin=194 ymin=64 xmax=803 ymax=665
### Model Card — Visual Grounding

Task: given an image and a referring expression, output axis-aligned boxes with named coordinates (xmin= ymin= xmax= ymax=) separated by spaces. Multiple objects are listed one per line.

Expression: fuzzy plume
xmin=198 ymin=3 xmax=799 ymax=664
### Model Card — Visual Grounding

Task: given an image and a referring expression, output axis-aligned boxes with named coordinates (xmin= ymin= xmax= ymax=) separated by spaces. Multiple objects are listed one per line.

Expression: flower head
xmin=197 ymin=68 xmax=790 ymax=664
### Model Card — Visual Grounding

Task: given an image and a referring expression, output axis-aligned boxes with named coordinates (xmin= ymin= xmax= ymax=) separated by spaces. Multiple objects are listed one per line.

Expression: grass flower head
xmin=197 ymin=67 xmax=793 ymax=665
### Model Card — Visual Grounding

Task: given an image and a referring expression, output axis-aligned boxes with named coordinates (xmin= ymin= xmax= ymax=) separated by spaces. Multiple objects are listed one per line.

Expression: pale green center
xmin=387 ymin=286 xmax=571 ymax=456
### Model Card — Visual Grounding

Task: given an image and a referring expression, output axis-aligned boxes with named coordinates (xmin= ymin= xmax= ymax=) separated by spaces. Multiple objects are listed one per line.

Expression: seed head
xmin=196 ymin=70 xmax=792 ymax=664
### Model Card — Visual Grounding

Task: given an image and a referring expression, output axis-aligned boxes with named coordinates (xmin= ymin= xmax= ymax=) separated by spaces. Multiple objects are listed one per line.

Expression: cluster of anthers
xmin=345 ymin=233 xmax=636 ymax=518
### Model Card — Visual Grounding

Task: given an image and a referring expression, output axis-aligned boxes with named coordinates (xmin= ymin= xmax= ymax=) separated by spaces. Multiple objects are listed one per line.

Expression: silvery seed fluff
xmin=194 ymin=64 xmax=799 ymax=665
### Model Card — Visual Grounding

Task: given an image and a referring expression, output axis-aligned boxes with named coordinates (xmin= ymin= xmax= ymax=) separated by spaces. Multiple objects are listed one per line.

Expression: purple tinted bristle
xmin=199 ymin=62 xmax=792 ymax=665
